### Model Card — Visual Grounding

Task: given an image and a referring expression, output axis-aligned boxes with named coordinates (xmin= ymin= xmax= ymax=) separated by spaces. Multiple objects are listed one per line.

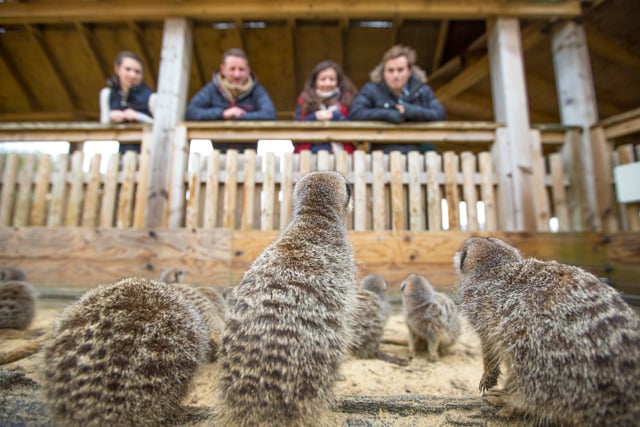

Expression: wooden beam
xmin=146 ymin=18 xmax=193 ymax=228
xmin=0 ymin=1 xmax=585 ymax=24
xmin=74 ymin=22 xmax=110 ymax=82
xmin=435 ymin=20 xmax=547 ymax=103
xmin=127 ymin=21 xmax=157 ymax=88
xmin=488 ymin=17 xmax=536 ymax=231
xmin=0 ymin=43 xmax=41 ymax=110
xmin=24 ymin=24 xmax=75 ymax=110
xmin=431 ymin=19 xmax=449 ymax=72
xmin=585 ymin=27 xmax=640 ymax=74
xmin=551 ymin=20 xmax=600 ymax=231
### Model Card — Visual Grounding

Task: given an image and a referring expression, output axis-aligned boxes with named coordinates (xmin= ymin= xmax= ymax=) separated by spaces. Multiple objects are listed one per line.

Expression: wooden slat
xmin=529 ymin=130 xmax=550 ymax=231
xmin=81 ymin=154 xmax=102 ymax=227
xmin=64 ymin=151 xmax=84 ymax=226
xmin=100 ymin=153 xmax=120 ymax=228
xmin=425 ymin=151 xmax=442 ymax=231
xmin=478 ymin=152 xmax=497 ymax=231
xmin=13 ymin=153 xmax=35 ymax=227
xmin=371 ymin=151 xmax=385 ymax=232
xmin=117 ymin=151 xmax=138 ymax=229
xmin=616 ymin=145 xmax=640 ymax=232
xmin=549 ymin=153 xmax=569 ymax=232
xmin=0 ymin=154 xmax=19 ymax=226
xmin=335 ymin=151 xmax=352 ymax=230
xmin=298 ymin=150 xmax=312 ymax=175
xmin=238 ymin=150 xmax=255 ymax=231
xmin=590 ymin=126 xmax=619 ymax=232
xmin=30 ymin=154 xmax=52 ymax=226
xmin=133 ymin=126 xmax=152 ymax=229
xmin=280 ymin=152 xmax=294 ymax=229
xmin=47 ymin=154 xmax=68 ymax=227
xmin=261 ymin=152 xmax=276 ymax=231
xmin=407 ymin=151 xmax=425 ymax=231
xmin=443 ymin=151 xmax=460 ymax=230
xmin=222 ymin=150 xmax=239 ymax=229
xmin=353 ymin=151 xmax=367 ymax=231
xmin=460 ymin=152 xmax=478 ymax=231
xmin=167 ymin=125 xmax=189 ymax=228
xmin=390 ymin=152 xmax=405 ymax=231
xmin=204 ymin=150 xmax=221 ymax=229
xmin=186 ymin=153 xmax=202 ymax=229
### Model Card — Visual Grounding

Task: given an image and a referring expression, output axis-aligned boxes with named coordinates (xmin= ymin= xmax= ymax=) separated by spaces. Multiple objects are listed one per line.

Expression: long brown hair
xmin=299 ymin=60 xmax=358 ymax=116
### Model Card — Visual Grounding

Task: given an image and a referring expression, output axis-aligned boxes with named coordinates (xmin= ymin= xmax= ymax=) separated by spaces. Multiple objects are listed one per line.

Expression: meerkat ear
xmin=457 ymin=246 xmax=468 ymax=272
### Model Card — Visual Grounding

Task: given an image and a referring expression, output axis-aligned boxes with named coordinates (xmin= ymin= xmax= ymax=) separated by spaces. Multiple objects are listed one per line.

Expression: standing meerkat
xmin=159 ymin=268 xmax=227 ymax=361
xmin=348 ymin=274 xmax=391 ymax=358
xmin=216 ymin=171 xmax=356 ymax=427
xmin=400 ymin=273 xmax=461 ymax=360
xmin=0 ymin=267 xmax=36 ymax=330
xmin=41 ymin=277 xmax=209 ymax=427
xmin=454 ymin=237 xmax=640 ymax=426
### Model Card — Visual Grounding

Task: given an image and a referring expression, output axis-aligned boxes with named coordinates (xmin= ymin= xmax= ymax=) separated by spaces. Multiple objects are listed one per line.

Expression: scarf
xmin=218 ymin=74 xmax=254 ymax=104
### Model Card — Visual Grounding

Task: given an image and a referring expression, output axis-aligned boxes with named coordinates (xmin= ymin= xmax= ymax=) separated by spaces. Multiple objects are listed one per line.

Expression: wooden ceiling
xmin=0 ymin=0 xmax=637 ymax=124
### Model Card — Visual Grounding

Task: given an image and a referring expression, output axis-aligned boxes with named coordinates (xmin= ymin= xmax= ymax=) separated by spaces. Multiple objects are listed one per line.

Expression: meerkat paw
xmin=479 ymin=371 xmax=499 ymax=392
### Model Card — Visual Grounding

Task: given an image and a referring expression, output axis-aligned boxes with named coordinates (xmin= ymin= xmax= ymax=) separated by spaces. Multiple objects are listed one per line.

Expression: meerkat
xmin=348 ymin=274 xmax=391 ymax=358
xmin=216 ymin=171 xmax=356 ymax=427
xmin=454 ymin=237 xmax=640 ymax=426
xmin=41 ymin=277 xmax=209 ymax=427
xmin=160 ymin=267 xmax=187 ymax=284
xmin=400 ymin=273 xmax=461 ymax=361
xmin=0 ymin=267 xmax=36 ymax=330
xmin=159 ymin=268 xmax=228 ymax=361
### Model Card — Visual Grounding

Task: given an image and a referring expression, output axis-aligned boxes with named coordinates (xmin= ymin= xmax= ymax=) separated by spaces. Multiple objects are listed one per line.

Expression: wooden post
xmin=487 ymin=17 xmax=536 ymax=231
xmin=551 ymin=20 xmax=601 ymax=231
xmin=144 ymin=18 xmax=193 ymax=228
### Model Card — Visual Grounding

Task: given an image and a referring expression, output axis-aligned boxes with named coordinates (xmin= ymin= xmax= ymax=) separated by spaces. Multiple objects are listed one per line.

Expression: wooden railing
xmin=0 ymin=120 xmax=636 ymax=232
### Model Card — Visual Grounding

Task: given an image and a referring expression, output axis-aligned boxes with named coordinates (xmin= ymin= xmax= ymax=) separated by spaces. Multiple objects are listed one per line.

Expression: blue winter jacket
xmin=349 ymin=74 xmax=446 ymax=124
xmin=185 ymin=73 xmax=277 ymax=121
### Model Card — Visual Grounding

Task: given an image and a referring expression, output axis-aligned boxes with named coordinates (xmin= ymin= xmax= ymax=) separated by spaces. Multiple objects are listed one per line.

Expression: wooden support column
xmin=144 ymin=18 xmax=193 ymax=228
xmin=487 ymin=18 xmax=535 ymax=231
xmin=551 ymin=20 xmax=601 ymax=231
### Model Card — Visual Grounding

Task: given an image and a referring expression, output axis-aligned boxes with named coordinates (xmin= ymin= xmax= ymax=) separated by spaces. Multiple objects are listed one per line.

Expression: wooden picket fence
xmin=2 ymin=144 xmax=636 ymax=233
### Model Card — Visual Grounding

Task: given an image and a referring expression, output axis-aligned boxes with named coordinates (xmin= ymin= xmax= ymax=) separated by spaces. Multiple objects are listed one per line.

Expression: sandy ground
xmin=1 ymin=294 xmax=507 ymax=425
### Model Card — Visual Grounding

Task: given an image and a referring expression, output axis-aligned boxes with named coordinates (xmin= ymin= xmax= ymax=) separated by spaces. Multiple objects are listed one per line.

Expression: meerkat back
xmin=42 ymin=277 xmax=209 ymax=427
xmin=216 ymin=171 xmax=356 ymax=427
xmin=0 ymin=267 xmax=36 ymax=330
xmin=454 ymin=237 xmax=640 ymax=427
xmin=401 ymin=273 xmax=461 ymax=360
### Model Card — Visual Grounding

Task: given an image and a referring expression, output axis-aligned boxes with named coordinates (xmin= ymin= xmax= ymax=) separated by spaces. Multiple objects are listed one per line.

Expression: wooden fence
xmin=0 ymin=121 xmax=638 ymax=233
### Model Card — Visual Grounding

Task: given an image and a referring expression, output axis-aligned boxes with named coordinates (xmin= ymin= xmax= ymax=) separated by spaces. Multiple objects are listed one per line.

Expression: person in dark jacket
xmin=349 ymin=45 xmax=446 ymax=153
xmin=293 ymin=60 xmax=358 ymax=154
xmin=185 ymin=48 xmax=277 ymax=152
xmin=99 ymin=50 xmax=155 ymax=153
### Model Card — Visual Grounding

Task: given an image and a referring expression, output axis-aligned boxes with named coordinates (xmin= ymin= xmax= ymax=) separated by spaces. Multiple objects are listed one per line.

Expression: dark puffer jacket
xmin=349 ymin=69 xmax=446 ymax=124
xmin=185 ymin=72 xmax=277 ymax=121
xmin=349 ymin=66 xmax=445 ymax=153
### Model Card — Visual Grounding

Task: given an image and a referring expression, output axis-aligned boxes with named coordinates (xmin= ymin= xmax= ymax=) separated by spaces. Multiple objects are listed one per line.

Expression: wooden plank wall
xmin=0 ymin=228 xmax=637 ymax=296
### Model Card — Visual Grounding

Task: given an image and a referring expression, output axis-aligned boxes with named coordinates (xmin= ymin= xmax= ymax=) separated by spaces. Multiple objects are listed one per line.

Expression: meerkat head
xmin=454 ymin=237 xmax=522 ymax=277
xmin=360 ymin=274 xmax=388 ymax=296
xmin=400 ymin=274 xmax=434 ymax=299
xmin=160 ymin=268 xmax=187 ymax=284
xmin=292 ymin=171 xmax=352 ymax=217
xmin=0 ymin=267 xmax=26 ymax=282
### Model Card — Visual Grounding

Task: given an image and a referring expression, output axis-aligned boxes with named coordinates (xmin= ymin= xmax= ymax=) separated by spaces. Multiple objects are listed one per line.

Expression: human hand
xmin=109 ymin=110 xmax=126 ymax=123
xmin=123 ymin=108 xmax=140 ymax=122
xmin=395 ymin=104 xmax=405 ymax=115
xmin=223 ymin=106 xmax=246 ymax=119
xmin=315 ymin=110 xmax=333 ymax=121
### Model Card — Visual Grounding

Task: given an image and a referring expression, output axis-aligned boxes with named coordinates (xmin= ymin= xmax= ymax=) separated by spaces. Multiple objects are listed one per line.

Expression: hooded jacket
xmin=349 ymin=65 xmax=446 ymax=124
xmin=185 ymin=72 xmax=277 ymax=121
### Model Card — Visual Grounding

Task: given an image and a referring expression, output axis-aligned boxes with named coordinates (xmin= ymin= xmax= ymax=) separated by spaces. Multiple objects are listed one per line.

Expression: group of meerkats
xmin=1 ymin=171 xmax=639 ymax=426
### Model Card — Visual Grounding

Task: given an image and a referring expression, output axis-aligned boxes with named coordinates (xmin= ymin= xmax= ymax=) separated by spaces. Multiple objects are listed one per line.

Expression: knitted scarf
xmin=218 ymin=74 xmax=254 ymax=103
